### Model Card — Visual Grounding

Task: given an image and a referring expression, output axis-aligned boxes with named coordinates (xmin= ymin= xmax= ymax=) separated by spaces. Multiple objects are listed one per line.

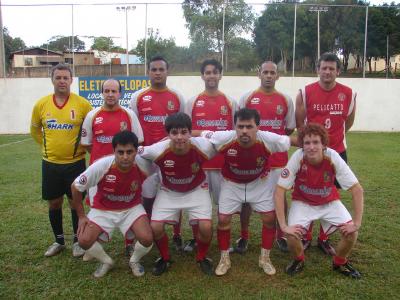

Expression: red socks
xmin=261 ymin=226 xmax=276 ymax=250
xmin=217 ymin=229 xmax=231 ymax=251
xmin=155 ymin=234 xmax=170 ymax=261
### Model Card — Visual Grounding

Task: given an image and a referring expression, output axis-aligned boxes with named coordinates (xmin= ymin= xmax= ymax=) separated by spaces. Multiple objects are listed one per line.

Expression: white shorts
xmin=207 ymin=170 xmax=222 ymax=205
xmin=218 ymin=174 xmax=276 ymax=215
xmin=142 ymin=173 xmax=160 ymax=199
xmin=88 ymin=205 xmax=147 ymax=242
xmin=288 ymin=200 xmax=352 ymax=235
xmin=151 ymin=184 xmax=212 ymax=225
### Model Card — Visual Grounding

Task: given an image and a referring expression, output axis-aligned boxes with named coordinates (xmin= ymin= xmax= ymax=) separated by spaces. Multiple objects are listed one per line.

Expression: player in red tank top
xmin=295 ymin=53 xmax=357 ymax=254
xmin=240 ymin=61 xmax=295 ymax=253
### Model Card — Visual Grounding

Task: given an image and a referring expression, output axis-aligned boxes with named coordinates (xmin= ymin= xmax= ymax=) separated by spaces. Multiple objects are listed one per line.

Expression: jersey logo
xmin=276 ymin=105 xmax=283 ymax=115
xmin=106 ymin=175 xmax=116 ymax=183
xmin=78 ymin=175 xmax=87 ymax=185
xmin=256 ymin=157 xmax=265 ymax=167
xmin=164 ymin=160 xmax=175 ymax=167
xmin=196 ymin=100 xmax=205 ymax=107
xmin=143 ymin=95 xmax=152 ymax=101
xmin=46 ymin=119 xmax=73 ymax=130
xmin=220 ymin=105 xmax=228 ymax=116
xmin=338 ymin=93 xmax=346 ymax=101
xmin=81 ymin=128 xmax=87 ymax=137
xmin=120 ymin=121 xmax=128 ymax=131
xmin=191 ymin=162 xmax=200 ymax=173
xmin=323 ymin=171 xmax=332 ymax=183
xmin=281 ymin=168 xmax=290 ymax=178
xmin=167 ymin=101 xmax=175 ymax=110
xmin=250 ymin=98 xmax=260 ymax=105
xmin=95 ymin=117 xmax=103 ymax=125
xmin=138 ymin=146 xmax=144 ymax=154
xmin=70 ymin=109 xmax=76 ymax=120
xmin=130 ymin=181 xmax=139 ymax=192
xmin=204 ymin=132 xmax=213 ymax=139
xmin=227 ymin=149 xmax=237 ymax=156
xmin=301 ymin=164 xmax=307 ymax=172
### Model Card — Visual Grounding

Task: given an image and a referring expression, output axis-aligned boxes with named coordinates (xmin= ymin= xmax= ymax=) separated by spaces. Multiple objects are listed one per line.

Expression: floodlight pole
xmin=117 ymin=6 xmax=136 ymax=76
xmin=363 ymin=6 xmax=368 ymax=78
xmin=144 ymin=4 xmax=148 ymax=76
xmin=292 ymin=4 xmax=297 ymax=77
xmin=221 ymin=1 xmax=226 ymax=70
xmin=0 ymin=0 xmax=6 ymax=78
xmin=309 ymin=6 xmax=328 ymax=59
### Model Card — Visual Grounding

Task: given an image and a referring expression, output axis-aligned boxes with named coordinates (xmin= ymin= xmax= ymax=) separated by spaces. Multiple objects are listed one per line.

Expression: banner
xmin=78 ymin=76 xmax=150 ymax=108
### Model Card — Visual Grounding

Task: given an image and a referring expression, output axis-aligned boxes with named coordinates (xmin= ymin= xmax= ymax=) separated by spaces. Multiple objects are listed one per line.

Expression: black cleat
xmin=333 ymin=262 xmax=361 ymax=279
xmin=317 ymin=239 xmax=336 ymax=256
xmin=285 ymin=259 xmax=305 ymax=276
xmin=125 ymin=244 xmax=134 ymax=257
xmin=302 ymin=239 xmax=312 ymax=251
xmin=173 ymin=235 xmax=183 ymax=252
xmin=198 ymin=257 xmax=213 ymax=276
xmin=152 ymin=257 xmax=171 ymax=276
xmin=276 ymin=238 xmax=289 ymax=253
xmin=234 ymin=238 xmax=249 ymax=254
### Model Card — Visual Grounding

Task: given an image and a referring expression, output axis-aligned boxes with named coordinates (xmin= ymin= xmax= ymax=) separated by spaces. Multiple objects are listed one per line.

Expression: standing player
xmin=239 ymin=61 xmax=295 ymax=252
xmin=275 ymin=123 xmax=363 ymax=278
xmin=185 ymin=58 xmax=237 ymax=252
xmin=130 ymin=56 xmax=185 ymax=250
xmin=30 ymin=64 xmax=92 ymax=257
xmin=201 ymin=108 xmax=296 ymax=276
xmin=71 ymin=131 xmax=153 ymax=278
xmin=81 ymin=78 xmax=143 ymax=256
xmin=136 ymin=113 xmax=216 ymax=276
xmin=295 ymin=52 xmax=357 ymax=255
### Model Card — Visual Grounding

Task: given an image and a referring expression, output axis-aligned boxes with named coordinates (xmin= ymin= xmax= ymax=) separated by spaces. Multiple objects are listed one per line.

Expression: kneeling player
xmin=137 ymin=112 xmax=216 ymax=276
xmin=71 ymin=131 xmax=153 ymax=278
xmin=275 ymin=123 xmax=364 ymax=279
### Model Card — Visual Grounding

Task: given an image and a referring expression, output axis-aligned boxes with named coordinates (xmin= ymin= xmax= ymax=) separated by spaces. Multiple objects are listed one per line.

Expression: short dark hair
xmin=200 ymin=59 xmax=222 ymax=74
xmin=51 ymin=63 xmax=72 ymax=79
xmin=112 ymin=131 xmax=139 ymax=150
xmin=148 ymin=55 xmax=169 ymax=70
xmin=165 ymin=112 xmax=192 ymax=133
xmin=234 ymin=108 xmax=260 ymax=126
xmin=297 ymin=123 xmax=329 ymax=147
xmin=101 ymin=78 xmax=122 ymax=93
xmin=317 ymin=52 xmax=341 ymax=70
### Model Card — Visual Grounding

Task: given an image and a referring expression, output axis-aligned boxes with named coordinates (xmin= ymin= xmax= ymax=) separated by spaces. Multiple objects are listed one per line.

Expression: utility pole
xmin=0 ymin=0 xmax=6 ymax=78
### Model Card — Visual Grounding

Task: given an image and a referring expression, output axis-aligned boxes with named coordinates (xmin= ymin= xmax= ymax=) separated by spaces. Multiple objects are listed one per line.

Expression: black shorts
xmin=42 ymin=159 xmax=86 ymax=200
xmin=334 ymin=151 xmax=348 ymax=189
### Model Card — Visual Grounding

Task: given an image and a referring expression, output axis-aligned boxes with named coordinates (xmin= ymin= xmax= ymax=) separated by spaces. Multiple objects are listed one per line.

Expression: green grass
xmin=1 ymin=133 xmax=399 ymax=299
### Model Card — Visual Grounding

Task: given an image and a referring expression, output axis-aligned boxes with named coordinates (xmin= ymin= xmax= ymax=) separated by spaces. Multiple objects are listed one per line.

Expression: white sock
xmin=129 ymin=241 xmax=153 ymax=264
xmin=86 ymin=242 xmax=113 ymax=264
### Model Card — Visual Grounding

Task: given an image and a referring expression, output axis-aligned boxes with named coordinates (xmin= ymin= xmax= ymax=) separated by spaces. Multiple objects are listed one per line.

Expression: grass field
xmin=1 ymin=132 xmax=399 ymax=299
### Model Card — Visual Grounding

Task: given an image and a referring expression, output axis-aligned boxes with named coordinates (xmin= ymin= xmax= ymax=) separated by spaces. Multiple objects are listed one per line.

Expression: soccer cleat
xmin=285 ymin=259 xmax=305 ymax=276
xmin=44 ymin=242 xmax=66 ymax=257
xmin=72 ymin=242 xmax=85 ymax=257
xmin=198 ymin=257 xmax=213 ymax=276
xmin=152 ymin=257 xmax=171 ymax=276
xmin=93 ymin=261 xmax=114 ymax=278
xmin=276 ymin=237 xmax=289 ymax=253
xmin=234 ymin=237 xmax=249 ymax=254
xmin=215 ymin=252 xmax=231 ymax=276
xmin=82 ymin=252 xmax=94 ymax=262
xmin=125 ymin=244 xmax=134 ymax=257
xmin=333 ymin=262 xmax=361 ymax=279
xmin=302 ymin=239 xmax=312 ymax=251
xmin=130 ymin=261 xmax=145 ymax=277
xmin=173 ymin=235 xmax=183 ymax=252
xmin=258 ymin=249 xmax=276 ymax=275
xmin=183 ymin=239 xmax=197 ymax=252
xmin=317 ymin=239 xmax=336 ymax=256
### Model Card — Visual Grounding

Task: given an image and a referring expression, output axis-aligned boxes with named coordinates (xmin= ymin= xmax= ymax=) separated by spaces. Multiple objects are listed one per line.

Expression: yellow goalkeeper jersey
xmin=30 ymin=93 xmax=93 ymax=164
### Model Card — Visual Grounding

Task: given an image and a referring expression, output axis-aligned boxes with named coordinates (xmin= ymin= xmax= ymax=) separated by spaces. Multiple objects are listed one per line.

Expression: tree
xmin=182 ymin=0 xmax=254 ymax=64
xmin=91 ymin=36 xmax=116 ymax=51
xmin=225 ymin=37 xmax=259 ymax=72
xmin=41 ymin=35 xmax=85 ymax=52
xmin=3 ymin=27 xmax=26 ymax=70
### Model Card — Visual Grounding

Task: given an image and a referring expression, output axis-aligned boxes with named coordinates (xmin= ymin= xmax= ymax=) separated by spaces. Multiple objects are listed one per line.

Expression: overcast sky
xmin=2 ymin=0 xmax=398 ymax=50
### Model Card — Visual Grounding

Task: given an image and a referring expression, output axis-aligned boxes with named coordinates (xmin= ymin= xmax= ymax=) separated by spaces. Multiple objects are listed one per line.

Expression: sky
xmin=2 ymin=0 xmax=398 ymax=50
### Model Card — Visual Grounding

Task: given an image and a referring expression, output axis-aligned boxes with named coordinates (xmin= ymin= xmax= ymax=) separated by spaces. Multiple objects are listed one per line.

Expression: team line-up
xmin=30 ymin=53 xmax=364 ymax=279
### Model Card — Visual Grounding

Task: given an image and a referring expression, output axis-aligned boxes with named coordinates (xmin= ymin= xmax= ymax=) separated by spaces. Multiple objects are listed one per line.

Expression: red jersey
xmin=278 ymin=148 xmax=358 ymax=206
xmin=74 ymin=155 xmax=150 ymax=211
xmin=202 ymin=131 xmax=291 ymax=184
xmin=240 ymin=89 xmax=295 ymax=168
xmin=301 ymin=82 xmax=356 ymax=153
xmin=137 ymin=138 xmax=215 ymax=193
xmin=130 ymin=87 xmax=184 ymax=146
xmin=81 ymin=106 xmax=143 ymax=164
xmin=186 ymin=91 xmax=236 ymax=169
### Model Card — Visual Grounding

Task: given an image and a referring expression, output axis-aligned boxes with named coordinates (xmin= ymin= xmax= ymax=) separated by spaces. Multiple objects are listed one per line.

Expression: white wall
xmin=1 ymin=76 xmax=399 ymax=134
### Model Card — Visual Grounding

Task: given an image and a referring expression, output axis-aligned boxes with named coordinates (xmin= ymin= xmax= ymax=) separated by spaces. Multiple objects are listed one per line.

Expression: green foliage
xmin=1 ymin=132 xmax=399 ymax=298
xmin=41 ymin=35 xmax=85 ymax=52
xmin=90 ymin=36 xmax=119 ymax=52
xmin=3 ymin=27 xmax=26 ymax=70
